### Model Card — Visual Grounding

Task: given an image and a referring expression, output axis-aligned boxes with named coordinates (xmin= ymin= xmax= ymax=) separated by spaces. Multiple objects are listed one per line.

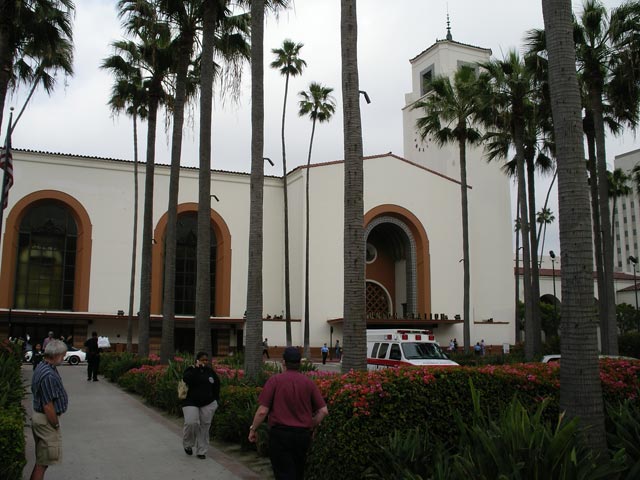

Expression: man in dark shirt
xmin=84 ymin=331 xmax=100 ymax=381
xmin=182 ymin=352 xmax=221 ymax=459
xmin=30 ymin=339 xmax=69 ymax=480
xmin=248 ymin=347 xmax=328 ymax=480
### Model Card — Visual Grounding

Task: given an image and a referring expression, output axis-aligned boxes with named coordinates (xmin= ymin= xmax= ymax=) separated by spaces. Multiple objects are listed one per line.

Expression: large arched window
xmin=14 ymin=202 xmax=78 ymax=310
xmin=174 ymin=213 xmax=216 ymax=315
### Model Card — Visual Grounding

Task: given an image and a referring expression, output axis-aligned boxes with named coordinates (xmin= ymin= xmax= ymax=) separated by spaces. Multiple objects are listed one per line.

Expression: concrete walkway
xmin=21 ymin=364 xmax=263 ymax=480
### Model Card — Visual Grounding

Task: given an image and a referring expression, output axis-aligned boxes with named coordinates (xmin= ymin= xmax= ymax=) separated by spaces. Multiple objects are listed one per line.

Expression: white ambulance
xmin=367 ymin=329 xmax=459 ymax=370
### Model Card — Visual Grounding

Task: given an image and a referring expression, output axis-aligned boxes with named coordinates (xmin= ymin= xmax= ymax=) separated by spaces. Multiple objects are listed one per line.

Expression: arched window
xmin=174 ymin=213 xmax=216 ymax=315
xmin=15 ymin=202 xmax=78 ymax=310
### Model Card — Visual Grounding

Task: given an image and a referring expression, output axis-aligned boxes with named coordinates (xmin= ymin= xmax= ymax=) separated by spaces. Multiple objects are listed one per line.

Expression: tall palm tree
xmin=0 ymin=0 xmax=74 ymax=131
xmin=536 ymin=207 xmax=555 ymax=264
xmin=101 ymin=41 xmax=149 ymax=352
xmin=159 ymin=0 xmax=204 ymax=363
xmin=340 ymin=0 xmax=366 ymax=372
xmin=244 ymin=0 xmax=266 ymax=379
xmin=413 ymin=65 xmax=482 ymax=353
xmin=299 ymin=82 xmax=336 ymax=359
xmin=195 ymin=1 xmax=250 ymax=356
xmin=541 ymin=0 xmax=606 ymax=454
xmin=271 ymin=39 xmax=306 ymax=347
xmin=117 ymin=0 xmax=173 ymax=358
xmin=480 ymin=51 xmax=542 ymax=359
xmin=573 ymin=0 xmax=640 ymax=355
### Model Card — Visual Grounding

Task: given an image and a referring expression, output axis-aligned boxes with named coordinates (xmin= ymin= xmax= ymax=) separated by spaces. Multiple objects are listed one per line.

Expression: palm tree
xmin=541 ymin=0 xmax=606 ymax=453
xmin=158 ymin=0 xmax=205 ymax=363
xmin=195 ymin=1 xmax=250 ymax=356
xmin=572 ymin=0 xmax=640 ymax=355
xmin=117 ymin=0 xmax=173 ymax=358
xmin=244 ymin=0 xmax=266 ymax=379
xmin=0 ymin=0 xmax=75 ymax=132
xmin=101 ymin=41 xmax=149 ymax=352
xmin=340 ymin=0 xmax=366 ymax=372
xmin=298 ymin=82 xmax=336 ymax=359
xmin=536 ymin=207 xmax=555 ymax=264
xmin=271 ymin=39 xmax=306 ymax=347
xmin=413 ymin=65 xmax=482 ymax=353
xmin=480 ymin=51 xmax=542 ymax=360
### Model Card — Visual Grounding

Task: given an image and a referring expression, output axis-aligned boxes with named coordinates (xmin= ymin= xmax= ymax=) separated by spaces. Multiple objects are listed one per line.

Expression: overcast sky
xmin=5 ymin=0 xmax=637 ymax=255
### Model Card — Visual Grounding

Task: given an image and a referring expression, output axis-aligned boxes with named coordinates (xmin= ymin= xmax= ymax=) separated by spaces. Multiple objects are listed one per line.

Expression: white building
xmin=0 ymin=35 xmax=516 ymax=355
xmin=613 ymin=148 xmax=640 ymax=273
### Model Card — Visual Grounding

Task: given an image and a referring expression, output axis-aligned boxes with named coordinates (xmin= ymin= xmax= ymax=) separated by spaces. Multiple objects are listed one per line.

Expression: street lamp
xmin=629 ymin=256 xmax=639 ymax=331
xmin=549 ymin=250 xmax=557 ymax=318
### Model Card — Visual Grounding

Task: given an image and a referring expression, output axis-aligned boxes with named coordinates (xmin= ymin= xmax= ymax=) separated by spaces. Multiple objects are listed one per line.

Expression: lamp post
xmin=629 ymin=256 xmax=639 ymax=331
xmin=549 ymin=250 xmax=557 ymax=319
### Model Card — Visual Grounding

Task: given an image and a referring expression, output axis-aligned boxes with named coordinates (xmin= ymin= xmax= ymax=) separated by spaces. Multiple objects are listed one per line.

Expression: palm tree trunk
xmin=589 ymin=85 xmax=618 ymax=355
xmin=281 ymin=72 xmax=292 ymax=346
xmin=195 ymin=0 xmax=216 ymax=357
xmin=458 ymin=136 xmax=471 ymax=352
xmin=542 ymin=0 xmax=606 ymax=453
xmin=587 ymin=128 xmax=607 ymax=350
xmin=304 ymin=118 xmax=317 ymax=360
xmin=127 ymin=113 xmax=139 ymax=353
xmin=160 ymin=42 xmax=192 ymax=363
xmin=515 ymin=195 xmax=521 ymax=342
xmin=341 ymin=0 xmax=366 ymax=372
xmin=514 ymin=121 xmax=533 ymax=361
xmin=138 ymin=87 xmax=160 ymax=359
xmin=526 ymin=157 xmax=542 ymax=352
xmin=245 ymin=0 xmax=265 ymax=379
xmin=591 ymin=86 xmax=617 ymax=355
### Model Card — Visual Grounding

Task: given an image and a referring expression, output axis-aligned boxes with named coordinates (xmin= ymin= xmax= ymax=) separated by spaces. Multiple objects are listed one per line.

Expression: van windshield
xmin=402 ymin=342 xmax=448 ymax=360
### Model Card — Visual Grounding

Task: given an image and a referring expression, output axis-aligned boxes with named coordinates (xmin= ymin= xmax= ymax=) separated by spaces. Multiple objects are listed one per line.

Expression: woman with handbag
xmin=181 ymin=352 xmax=220 ymax=459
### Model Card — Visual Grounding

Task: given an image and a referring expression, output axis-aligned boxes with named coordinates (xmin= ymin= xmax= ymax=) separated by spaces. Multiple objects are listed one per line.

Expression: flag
xmin=0 ymin=124 xmax=13 ymax=210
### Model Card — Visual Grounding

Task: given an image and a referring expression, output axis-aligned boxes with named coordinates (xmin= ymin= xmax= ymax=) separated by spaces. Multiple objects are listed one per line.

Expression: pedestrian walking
xmin=32 ymin=343 xmax=44 ymax=370
xmin=321 ymin=343 xmax=329 ymax=364
xmin=182 ymin=352 xmax=220 ymax=459
xmin=334 ymin=340 xmax=341 ymax=360
xmin=43 ymin=331 xmax=55 ymax=349
xmin=30 ymin=339 xmax=69 ymax=480
xmin=262 ymin=338 xmax=270 ymax=359
xmin=84 ymin=331 xmax=100 ymax=381
xmin=248 ymin=347 xmax=329 ymax=480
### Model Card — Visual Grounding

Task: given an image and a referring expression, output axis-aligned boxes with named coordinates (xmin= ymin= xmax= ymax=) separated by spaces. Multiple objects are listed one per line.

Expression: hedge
xmin=0 ymin=341 xmax=26 ymax=480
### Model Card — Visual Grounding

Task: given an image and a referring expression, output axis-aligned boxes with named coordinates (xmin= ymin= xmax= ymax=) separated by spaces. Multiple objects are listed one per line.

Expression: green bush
xmin=618 ymin=332 xmax=640 ymax=358
xmin=0 ymin=340 xmax=26 ymax=480
xmin=212 ymin=385 xmax=261 ymax=451
xmin=0 ymin=406 xmax=26 ymax=480
xmin=307 ymin=360 xmax=640 ymax=480
xmin=101 ymin=352 xmax=148 ymax=382
xmin=607 ymin=399 xmax=640 ymax=479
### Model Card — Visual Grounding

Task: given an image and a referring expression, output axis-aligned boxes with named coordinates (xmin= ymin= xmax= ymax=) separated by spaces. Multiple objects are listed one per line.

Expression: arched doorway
xmin=364 ymin=205 xmax=431 ymax=318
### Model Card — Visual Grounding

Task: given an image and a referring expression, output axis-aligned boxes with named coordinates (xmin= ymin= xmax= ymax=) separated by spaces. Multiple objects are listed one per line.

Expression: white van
xmin=367 ymin=329 xmax=458 ymax=370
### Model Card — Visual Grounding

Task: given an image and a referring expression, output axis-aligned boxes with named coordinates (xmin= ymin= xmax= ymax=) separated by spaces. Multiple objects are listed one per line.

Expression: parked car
xmin=23 ymin=347 xmax=86 ymax=365
xmin=541 ymin=354 xmax=638 ymax=364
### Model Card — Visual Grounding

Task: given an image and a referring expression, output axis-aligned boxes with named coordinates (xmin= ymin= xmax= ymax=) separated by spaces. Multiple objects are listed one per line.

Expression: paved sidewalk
xmin=21 ymin=364 xmax=262 ymax=480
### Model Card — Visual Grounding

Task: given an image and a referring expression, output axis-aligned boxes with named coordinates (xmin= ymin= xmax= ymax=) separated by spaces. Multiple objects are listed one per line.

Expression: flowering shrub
xmin=305 ymin=360 xmax=640 ymax=480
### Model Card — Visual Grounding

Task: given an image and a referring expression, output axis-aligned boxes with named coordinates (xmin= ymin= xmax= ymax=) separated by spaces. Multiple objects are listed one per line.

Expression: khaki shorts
xmin=31 ymin=411 xmax=62 ymax=465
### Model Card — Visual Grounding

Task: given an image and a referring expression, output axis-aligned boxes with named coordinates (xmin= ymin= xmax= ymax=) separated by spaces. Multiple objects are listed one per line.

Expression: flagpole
xmin=0 ymin=108 xmax=14 ymax=243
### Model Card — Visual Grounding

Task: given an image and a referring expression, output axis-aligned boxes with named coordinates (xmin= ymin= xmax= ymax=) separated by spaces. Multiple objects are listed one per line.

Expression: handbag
xmin=177 ymin=380 xmax=188 ymax=400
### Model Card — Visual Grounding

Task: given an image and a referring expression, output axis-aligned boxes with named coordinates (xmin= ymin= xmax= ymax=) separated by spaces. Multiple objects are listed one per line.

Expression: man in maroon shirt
xmin=248 ymin=346 xmax=328 ymax=480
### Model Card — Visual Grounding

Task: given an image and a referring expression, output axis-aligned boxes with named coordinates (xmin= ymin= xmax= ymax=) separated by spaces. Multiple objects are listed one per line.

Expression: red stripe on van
xmin=367 ymin=358 xmax=412 ymax=367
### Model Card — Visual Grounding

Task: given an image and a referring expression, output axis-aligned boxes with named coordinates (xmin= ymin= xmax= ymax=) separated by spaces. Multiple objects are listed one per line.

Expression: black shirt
xmin=182 ymin=365 xmax=220 ymax=407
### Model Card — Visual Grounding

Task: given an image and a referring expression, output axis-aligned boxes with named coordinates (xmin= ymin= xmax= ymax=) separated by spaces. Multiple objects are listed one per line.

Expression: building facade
xmin=0 ymin=37 xmax=516 ymax=354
